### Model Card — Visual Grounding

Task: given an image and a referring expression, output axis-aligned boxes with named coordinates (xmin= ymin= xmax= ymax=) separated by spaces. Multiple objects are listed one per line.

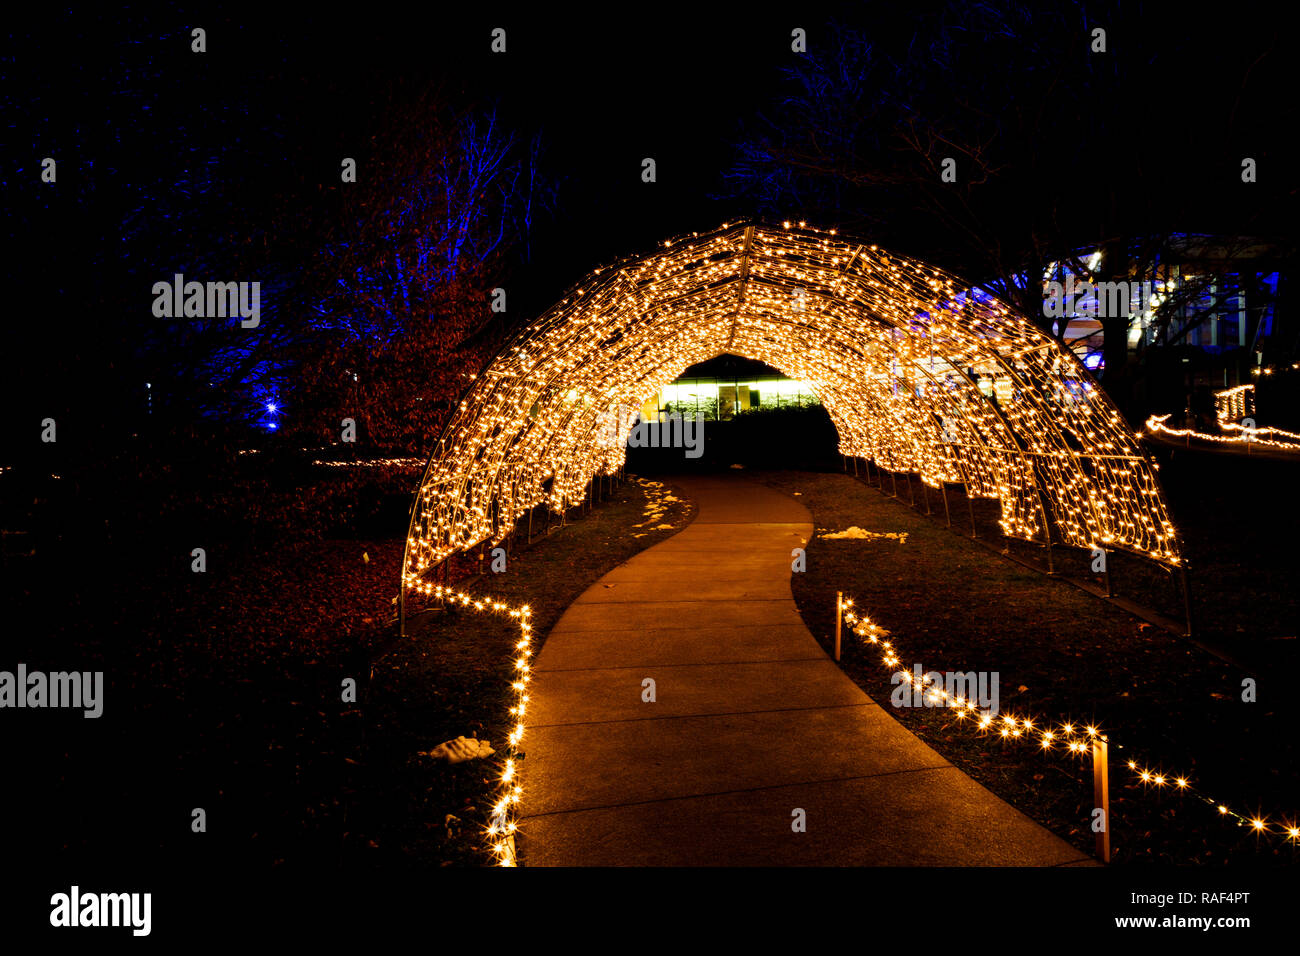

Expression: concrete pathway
xmin=520 ymin=474 xmax=1094 ymax=866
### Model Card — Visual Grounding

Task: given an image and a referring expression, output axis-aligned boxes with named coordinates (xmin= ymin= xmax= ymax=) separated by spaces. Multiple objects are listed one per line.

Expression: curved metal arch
xmin=400 ymin=221 xmax=1181 ymax=606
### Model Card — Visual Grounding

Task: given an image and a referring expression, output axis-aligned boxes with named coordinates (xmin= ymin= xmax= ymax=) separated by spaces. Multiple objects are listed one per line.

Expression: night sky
xmin=5 ymin=3 xmax=1297 ymax=441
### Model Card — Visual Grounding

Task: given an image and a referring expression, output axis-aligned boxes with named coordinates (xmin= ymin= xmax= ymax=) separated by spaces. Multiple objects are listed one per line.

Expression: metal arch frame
xmin=725 ymin=271 xmax=1055 ymax=546
xmin=746 ymin=232 xmax=1176 ymax=560
xmin=399 ymin=221 xmax=1184 ymax=634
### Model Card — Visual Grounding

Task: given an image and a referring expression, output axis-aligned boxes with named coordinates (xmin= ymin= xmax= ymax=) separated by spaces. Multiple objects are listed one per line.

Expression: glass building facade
xmin=640 ymin=374 xmax=822 ymax=422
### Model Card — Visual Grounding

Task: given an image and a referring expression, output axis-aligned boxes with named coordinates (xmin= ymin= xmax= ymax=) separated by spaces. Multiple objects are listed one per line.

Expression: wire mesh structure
xmin=401 ymin=221 xmax=1181 ymax=608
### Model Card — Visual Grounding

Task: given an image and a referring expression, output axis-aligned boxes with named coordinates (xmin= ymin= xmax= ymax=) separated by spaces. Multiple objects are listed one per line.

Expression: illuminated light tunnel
xmin=400 ymin=221 xmax=1181 ymax=606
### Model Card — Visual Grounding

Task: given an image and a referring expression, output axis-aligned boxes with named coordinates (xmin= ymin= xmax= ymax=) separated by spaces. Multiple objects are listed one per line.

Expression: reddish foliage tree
xmin=295 ymin=86 xmax=549 ymax=455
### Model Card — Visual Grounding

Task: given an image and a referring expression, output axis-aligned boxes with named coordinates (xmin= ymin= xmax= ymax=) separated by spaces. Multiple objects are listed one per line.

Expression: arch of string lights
xmin=401 ymin=221 xmax=1182 ymax=600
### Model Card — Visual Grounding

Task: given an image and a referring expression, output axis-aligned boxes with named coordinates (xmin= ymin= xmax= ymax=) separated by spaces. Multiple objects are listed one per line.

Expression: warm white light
xmin=402 ymin=222 xmax=1182 ymax=594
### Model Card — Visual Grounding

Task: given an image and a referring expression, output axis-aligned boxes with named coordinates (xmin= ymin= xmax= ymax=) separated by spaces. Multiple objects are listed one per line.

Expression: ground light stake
xmin=1094 ymin=736 xmax=1111 ymax=863
xmin=834 ymin=591 xmax=842 ymax=661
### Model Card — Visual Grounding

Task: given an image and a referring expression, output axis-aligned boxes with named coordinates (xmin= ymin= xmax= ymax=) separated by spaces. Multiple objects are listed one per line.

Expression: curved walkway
xmin=520 ymin=474 xmax=1093 ymax=866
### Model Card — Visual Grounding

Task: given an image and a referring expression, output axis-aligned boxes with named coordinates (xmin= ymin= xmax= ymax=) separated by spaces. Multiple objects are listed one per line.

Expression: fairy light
xmin=1145 ymin=383 xmax=1300 ymax=450
xmin=401 ymin=221 xmax=1183 ymax=605
xmin=839 ymin=597 xmax=1295 ymax=849
xmin=418 ymin=584 xmax=533 ymax=866
xmin=1145 ymin=413 xmax=1300 ymax=450
xmin=1214 ymin=384 xmax=1255 ymax=422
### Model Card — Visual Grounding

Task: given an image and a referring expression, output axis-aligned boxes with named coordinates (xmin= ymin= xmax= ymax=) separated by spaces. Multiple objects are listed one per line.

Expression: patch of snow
xmin=420 ymin=736 xmax=495 ymax=764
xmin=819 ymin=527 xmax=909 ymax=543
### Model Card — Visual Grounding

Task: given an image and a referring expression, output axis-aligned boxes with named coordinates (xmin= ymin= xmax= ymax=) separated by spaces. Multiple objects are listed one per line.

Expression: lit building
xmin=1036 ymin=235 xmax=1287 ymax=388
xmin=639 ymin=355 xmax=822 ymax=422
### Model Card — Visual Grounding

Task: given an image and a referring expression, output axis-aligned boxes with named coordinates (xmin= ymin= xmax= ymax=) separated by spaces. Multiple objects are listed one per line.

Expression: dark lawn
xmin=758 ymin=469 xmax=1298 ymax=866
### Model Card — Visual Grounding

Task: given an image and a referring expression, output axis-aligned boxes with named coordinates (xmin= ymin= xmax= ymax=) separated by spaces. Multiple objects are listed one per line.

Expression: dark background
xmin=5 ymin=1 xmax=1297 ymax=446
xmin=3 ymin=1 xmax=1299 ymax=938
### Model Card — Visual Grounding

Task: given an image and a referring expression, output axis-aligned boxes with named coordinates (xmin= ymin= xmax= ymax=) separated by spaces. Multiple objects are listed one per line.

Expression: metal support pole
xmin=941 ymin=482 xmax=952 ymax=528
xmin=922 ymin=480 xmax=931 ymax=515
xmin=966 ymin=490 xmax=977 ymax=538
xmin=1093 ymin=737 xmax=1111 ymax=863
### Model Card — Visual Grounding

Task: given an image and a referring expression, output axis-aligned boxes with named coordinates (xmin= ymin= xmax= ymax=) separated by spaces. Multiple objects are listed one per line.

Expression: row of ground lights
xmin=841 ymin=598 xmax=1299 ymax=845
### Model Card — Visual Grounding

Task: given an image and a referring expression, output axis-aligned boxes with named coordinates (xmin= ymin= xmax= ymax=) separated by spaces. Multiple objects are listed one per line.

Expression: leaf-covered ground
xmin=6 ymin=471 xmax=692 ymax=872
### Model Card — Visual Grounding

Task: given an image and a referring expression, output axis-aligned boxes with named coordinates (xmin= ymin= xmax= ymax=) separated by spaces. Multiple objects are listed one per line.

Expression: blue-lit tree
xmin=295 ymin=87 xmax=552 ymax=455
xmin=2 ymin=13 xmax=553 ymax=459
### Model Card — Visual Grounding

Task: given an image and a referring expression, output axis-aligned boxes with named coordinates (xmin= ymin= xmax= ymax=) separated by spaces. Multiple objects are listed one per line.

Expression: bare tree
xmin=721 ymin=1 xmax=1293 ymax=412
xmin=296 ymin=87 xmax=553 ymax=454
